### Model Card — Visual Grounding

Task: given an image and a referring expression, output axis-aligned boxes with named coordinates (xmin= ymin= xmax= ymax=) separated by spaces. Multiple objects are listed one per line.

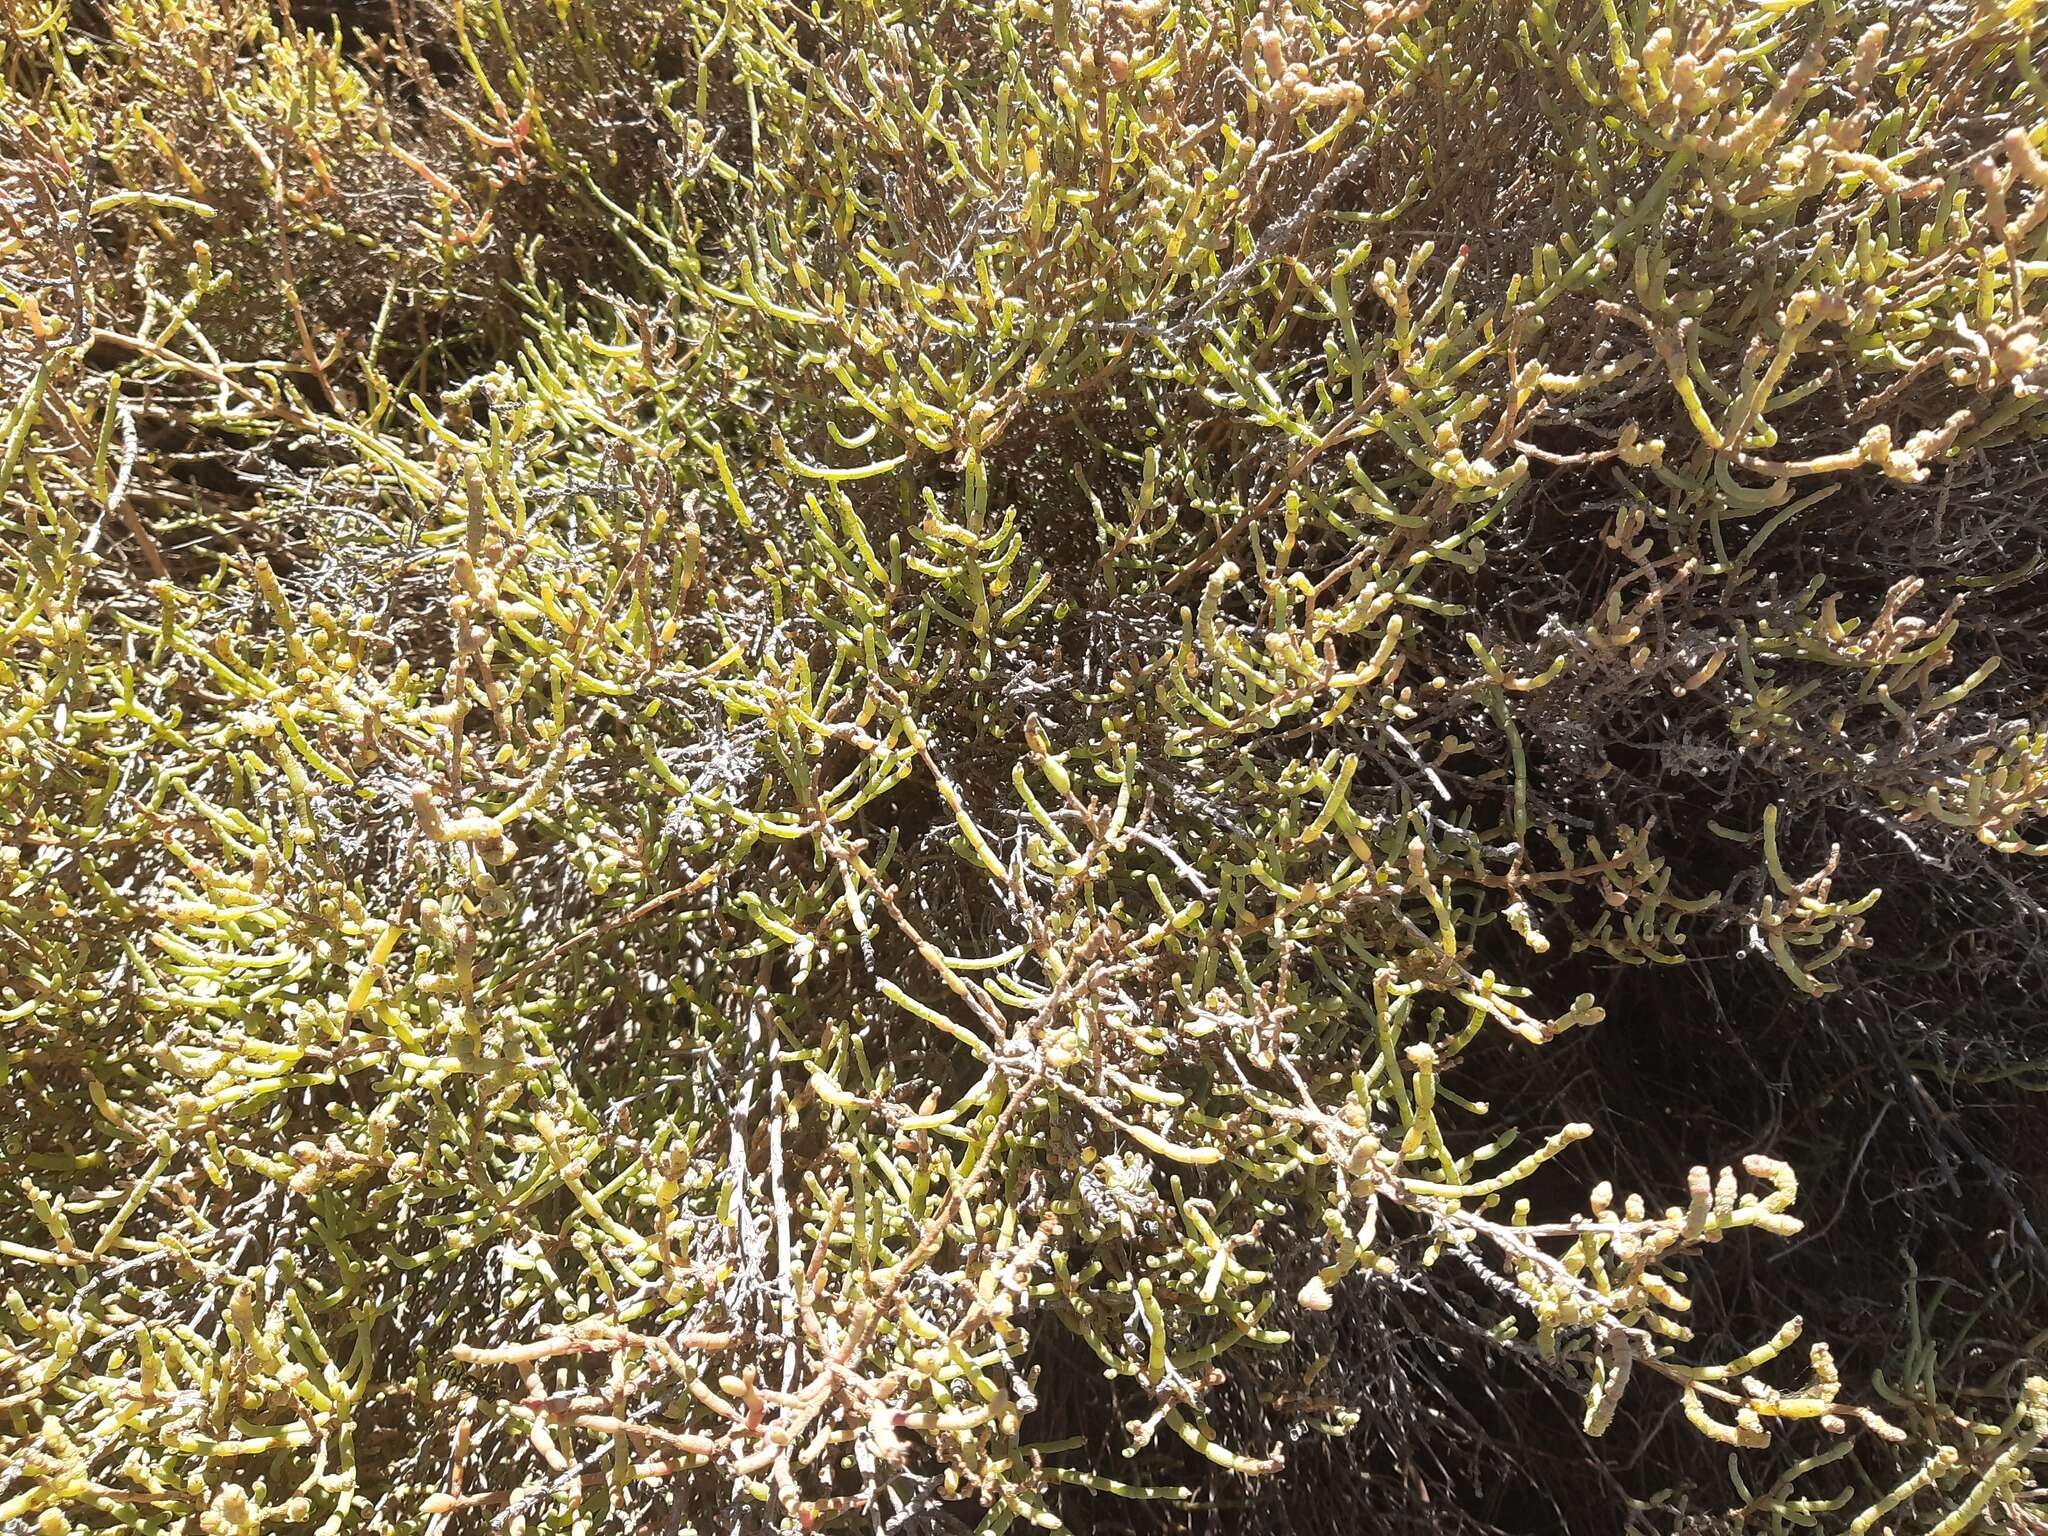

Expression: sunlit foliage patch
xmin=4 ymin=0 xmax=2046 ymax=1531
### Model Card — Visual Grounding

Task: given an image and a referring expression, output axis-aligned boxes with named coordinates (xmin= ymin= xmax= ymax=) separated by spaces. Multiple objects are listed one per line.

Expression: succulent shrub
xmin=3 ymin=0 xmax=2047 ymax=1533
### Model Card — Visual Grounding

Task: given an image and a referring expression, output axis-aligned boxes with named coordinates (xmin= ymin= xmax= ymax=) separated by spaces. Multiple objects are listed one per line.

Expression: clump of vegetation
xmin=4 ymin=0 xmax=2046 ymax=1532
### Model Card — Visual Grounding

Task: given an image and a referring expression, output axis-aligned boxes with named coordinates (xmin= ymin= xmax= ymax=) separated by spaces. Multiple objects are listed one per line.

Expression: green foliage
xmin=3 ymin=0 xmax=2046 ymax=1532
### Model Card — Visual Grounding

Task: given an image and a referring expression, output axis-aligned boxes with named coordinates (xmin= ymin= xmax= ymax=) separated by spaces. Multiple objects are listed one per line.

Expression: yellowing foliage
xmin=3 ymin=0 xmax=2046 ymax=1531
